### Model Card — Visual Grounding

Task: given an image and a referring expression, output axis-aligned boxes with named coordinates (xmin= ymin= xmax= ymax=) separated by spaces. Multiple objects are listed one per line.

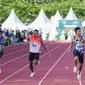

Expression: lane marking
xmin=0 ymin=53 xmax=29 ymax=67
xmin=3 ymin=41 xmax=53 ymax=57
xmin=0 ymin=44 xmax=61 ymax=84
xmin=4 ymin=48 xmax=28 ymax=57
xmin=0 ymin=42 xmax=57 ymax=67
xmin=38 ymin=45 xmax=70 ymax=85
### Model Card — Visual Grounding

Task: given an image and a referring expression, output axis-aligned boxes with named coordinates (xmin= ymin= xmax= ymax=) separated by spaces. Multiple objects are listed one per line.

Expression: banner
xmin=58 ymin=20 xmax=82 ymax=40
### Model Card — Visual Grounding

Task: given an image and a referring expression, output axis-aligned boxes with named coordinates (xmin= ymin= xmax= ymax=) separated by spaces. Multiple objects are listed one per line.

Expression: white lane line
xmin=1 ymin=42 xmax=57 ymax=67
xmin=40 ymin=45 xmax=61 ymax=58
xmin=5 ymin=41 xmax=48 ymax=49
xmin=38 ymin=45 xmax=70 ymax=85
xmin=4 ymin=42 xmax=52 ymax=57
xmin=3 ymin=48 xmax=28 ymax=57
xmin=0 ymin=65 xmax=29 ymax=84
xmin=0 ymin=53 xmax=29 ymax=67
xmin=5 ymin=45 xmax=28 ymax=52
xmin=79 ymin=79 xmax=83 ymax=85
xmin=0 ymin=44 xmax=61 ymax=84
xmin=4 ymin=42 xmax=26 ymax=49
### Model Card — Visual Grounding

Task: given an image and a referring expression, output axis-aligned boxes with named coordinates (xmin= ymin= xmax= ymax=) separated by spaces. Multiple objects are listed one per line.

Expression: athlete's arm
xmin=40 ymin=38 xmax=47 ymax=52
xmin=68 ymin=37 xmax=74 ymax=51
xmin=79 ymin=36 xmax=85 ymax=46
xmin=83 ymin=37 xmax=85 ymax=46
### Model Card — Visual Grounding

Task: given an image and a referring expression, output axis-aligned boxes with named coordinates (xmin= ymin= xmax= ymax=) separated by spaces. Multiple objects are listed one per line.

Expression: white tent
xmin=68 ymin=29 xmax=73 ymax=40
xmin=82 ymin=20 xmax=85 ymax=27
xmin=49 ymin=27 xmax=58 ymax=41
xmin=65 ymin=8 xmax=78 ymax=20
xmin=51 ymin=10 xmax=63 ymax=27
xmin=2 ymin=9 xmax=27 ymax=31
xmin=27 ymin=9 xmax=52 ymax=34
xmin=50 ymin=16 xmax=54 ymax=21
xmin=49 ymin=10 xmax=63 ymax=41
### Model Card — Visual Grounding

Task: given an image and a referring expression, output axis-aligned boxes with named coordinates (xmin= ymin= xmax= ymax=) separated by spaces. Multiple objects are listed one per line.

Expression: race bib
xmin=76 ymin=44 xmax=83 ymax=50
xmin=31 ymin=42 xmax=37 ymax=47
xmin=30 ymin=41 xmax=40 ymax=53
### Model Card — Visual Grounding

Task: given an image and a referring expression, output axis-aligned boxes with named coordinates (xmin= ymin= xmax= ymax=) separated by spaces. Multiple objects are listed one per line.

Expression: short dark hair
xmin=34 ymin=29 xmax=39 ymax=33
xmin=75 ymin=27 xmax=81 ymax=33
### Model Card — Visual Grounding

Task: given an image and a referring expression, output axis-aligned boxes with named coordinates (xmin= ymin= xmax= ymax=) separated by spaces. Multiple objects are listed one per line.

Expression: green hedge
xmin=0 ymin=0 xmax=85 ymax=24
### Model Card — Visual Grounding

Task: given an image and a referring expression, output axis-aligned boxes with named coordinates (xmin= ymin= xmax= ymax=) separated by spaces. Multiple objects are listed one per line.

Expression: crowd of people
xmin=0 ymin=28 xmax=34 ymax=46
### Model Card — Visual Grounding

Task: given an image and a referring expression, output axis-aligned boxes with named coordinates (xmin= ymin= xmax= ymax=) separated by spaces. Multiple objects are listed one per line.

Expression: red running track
xmin=0 ymin=41 xmax=85 ymax=85
xmin=0 ymin=41 xmax=59 ymax=84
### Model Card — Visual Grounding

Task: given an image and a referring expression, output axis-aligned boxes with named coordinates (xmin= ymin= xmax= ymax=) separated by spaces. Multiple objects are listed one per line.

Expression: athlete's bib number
xmin=76 ymin=45 xmax=83 ymax=50
xmin=32 ymin=43 xmax=37 ymax=47
xmin=31 ymin=42 xmax=38 ymax=48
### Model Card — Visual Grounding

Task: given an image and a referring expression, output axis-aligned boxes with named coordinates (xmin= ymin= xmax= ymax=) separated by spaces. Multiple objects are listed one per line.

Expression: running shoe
xmin=73 ymin=66 xmax=77 ymax=73
xmin=30 ymin=72 xmax=35 ymax=77
xmin=77 ymin=73 xmax=81 ymax=80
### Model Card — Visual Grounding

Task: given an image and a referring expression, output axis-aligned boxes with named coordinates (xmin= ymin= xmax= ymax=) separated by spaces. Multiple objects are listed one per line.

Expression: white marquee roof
xmin=51 ymin=10 xmax=63 ymax=27
xmin=28 ymin=9 xmax=52 ymax=33
xmin=2 ymin=9 xmax=27 ymax=30
xmin=82 ymin=20 xmax=85 ymax=27
xmin=65 ymin=8 xmax=78 ymax=20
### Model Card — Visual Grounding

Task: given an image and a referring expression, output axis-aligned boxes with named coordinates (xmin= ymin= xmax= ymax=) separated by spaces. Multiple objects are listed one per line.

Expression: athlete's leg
xmin=34 ymin=53 xmax=40 ymax=65
xmin=74 ymin=56 xmax=78 ymax=67
xmin=29 ymin=53 xmax=34 ymax=72
xmin=0 ymin=49 xmax=4 ymax=74
xmin=73 ymin=50 xmax=79 ymax=66
xmin=73 ymin=56 xmax=78 ymax=73
xmin=29 ymin=61 xmax=35 ymax=77
xmin=78 ymin=64 xmax=83 ymax=74
xmin=78 ymin=53 xmax=84 ymax=74
xmin=77 ymin=64 xmax=83 ymax=80
xmin=77 ymin=53 xmax=84 ymax=80
xmin=29 ymin=61 xmax=34 ymax=72
xmin=29 ymin=53 xmax=35 ymax=77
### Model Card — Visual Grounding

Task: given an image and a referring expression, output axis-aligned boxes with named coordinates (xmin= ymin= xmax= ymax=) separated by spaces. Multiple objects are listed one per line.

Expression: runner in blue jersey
xmin=69 ymin=27 xmax=85 ymax=80
xmin=0 ymin=30 xmax=13 ymax=73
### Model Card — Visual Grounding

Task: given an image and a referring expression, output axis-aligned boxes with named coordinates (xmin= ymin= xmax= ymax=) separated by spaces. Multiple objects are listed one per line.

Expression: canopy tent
xmin=65 ymin=8 xmax=78 ymax=20
xmin=64 ymin=8 xmax=78 ymax=34
xmin=51 ymin=10 xmax=63 ymax=27
xmin=27 ymin=9 xmax=52 ymax=34
xmin=50 ymin=16 xmax=54 ymax=21
xmin=2 ymin=9 xmax=27 ymax=31
xmin=49 ymin=26 xmax=58 ymax=41
xmin=49 ymin=10 xmax=63 ymax=41
xmin=82 ymin=20 xmax=85 ymax=27
xmin=82 ymin=20 xmax=85 ymax=36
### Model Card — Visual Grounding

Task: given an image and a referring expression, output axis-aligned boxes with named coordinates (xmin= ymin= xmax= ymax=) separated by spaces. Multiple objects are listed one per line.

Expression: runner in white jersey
xmin=68 ymin=27 xmax=85 ymax=80
xmin=26 ymin=30 xmax=47 ymax=77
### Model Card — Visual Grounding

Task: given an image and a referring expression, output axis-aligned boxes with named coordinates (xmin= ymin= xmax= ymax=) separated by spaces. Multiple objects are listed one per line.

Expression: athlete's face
xmin=76 ymin=29 xmax=81 ymax=36
xmin=33 ymin=31 xmax=38 ymax=37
